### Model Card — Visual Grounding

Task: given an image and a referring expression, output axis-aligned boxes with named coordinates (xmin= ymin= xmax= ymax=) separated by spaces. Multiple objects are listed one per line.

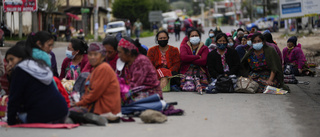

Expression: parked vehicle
xmin=105 ymin=21 xmax=127 ymax=37
xmin=246 ymin=17 xmax=283 ymax=32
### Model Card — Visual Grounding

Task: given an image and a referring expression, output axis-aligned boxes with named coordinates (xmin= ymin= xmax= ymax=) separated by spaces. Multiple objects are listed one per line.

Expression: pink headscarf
xmin=118 ymin=38 xmax=138 ymax=52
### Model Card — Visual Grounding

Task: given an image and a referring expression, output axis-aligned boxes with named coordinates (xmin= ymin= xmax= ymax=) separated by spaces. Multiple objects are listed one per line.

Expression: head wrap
xmin=263 ymin=30 xmax=271 ymax=35
xmin=226 ymin=33 xmax=231 ymax=37
xmin=247 ymin=33 xmax=254 ymax=39
xmin=287 ymin=36 xmax=297 ymax=46
xmin=88 ymin=42 xmax=106 ymax=56
xmin=118 ymin=38 xmax=138 ymax=51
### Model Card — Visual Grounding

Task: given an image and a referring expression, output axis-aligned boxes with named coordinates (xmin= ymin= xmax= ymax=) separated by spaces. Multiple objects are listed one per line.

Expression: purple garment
xmin=266 ymin=42 xmax=282 ymax=64
xmin=282 ymin=43 xmax=306 ymax=69
xmin=234 ymin=38 xmax=241 ymax=48
xmin=126 ymin=54 xmax=162 ymax=98
xmin=50 ymin=51 xmax=59 ymax=77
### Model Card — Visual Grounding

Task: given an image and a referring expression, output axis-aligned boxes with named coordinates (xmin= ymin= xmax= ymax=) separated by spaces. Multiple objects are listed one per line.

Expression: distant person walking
xmin=134 ymin=19 xmax=143 ymax=39
xmin=125 ymin=19 xmax=132 ymax=37
xmin=65 ymin=26 xmax=72 ymax=42
xmin=174 ymin=18 xmax=181 ymax=41
xmin=49 ymin=25 xmax=57 ymax=41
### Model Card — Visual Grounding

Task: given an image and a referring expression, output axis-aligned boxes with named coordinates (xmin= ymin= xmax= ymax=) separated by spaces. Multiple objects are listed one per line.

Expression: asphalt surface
xmin=1 ymin=26 xmax=320 ymax=137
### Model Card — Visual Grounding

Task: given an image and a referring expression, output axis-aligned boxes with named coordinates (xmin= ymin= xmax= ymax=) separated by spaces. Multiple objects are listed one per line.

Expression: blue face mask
xmin=253 ymin=42 xmax=264 ymax=50
xmin=209 ymin=33 xmax=214 ymax=38
xmin=217 ymin=43 xmax=227 ymax=50
xmin=66 ymin=49 xmax=75 ymax=59
xmin=228 ymin=43 xmax=234 ymax=47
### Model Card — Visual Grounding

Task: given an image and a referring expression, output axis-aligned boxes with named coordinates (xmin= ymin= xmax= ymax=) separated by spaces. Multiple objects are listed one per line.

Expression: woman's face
xmin=228 ymin=38 xmax=234 ymax=44
xmin=241 ymin=38 xmax=247 ymax=45
xmin=117 ymin=46 xmax=131 ymax=63
xmin=67 ymin=43 xmax=79 ymax=56
xmin=189 ymin=31 xmax=200 ymax=39
xmin=157 ymin=32 xmax=168 ymax=41
xmin=105 ymin=44 xmax=117 ymax=60
xmin=287 ymin=42 xmax=295 ymax=48
xmin=38 ymin=39 xmax=54 ymax=53
xmin=252 ymin=37 xmax=263 ymax=44
xmin=88 ymin=51 xmax=105 ymax=67
xmin=6 ymin=54 xmax=22 ymax=75
xmin=217 ymin=36 xmax=227 ymax=44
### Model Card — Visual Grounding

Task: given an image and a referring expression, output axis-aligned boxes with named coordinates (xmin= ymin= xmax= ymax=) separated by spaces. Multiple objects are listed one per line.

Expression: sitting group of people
xmin=0 ymin=26 xmax=311 ymax=126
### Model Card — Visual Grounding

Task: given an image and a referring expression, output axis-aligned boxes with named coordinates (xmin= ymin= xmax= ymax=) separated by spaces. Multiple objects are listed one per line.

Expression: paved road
xmin=1 ymin=26 xmax=320 ymax=137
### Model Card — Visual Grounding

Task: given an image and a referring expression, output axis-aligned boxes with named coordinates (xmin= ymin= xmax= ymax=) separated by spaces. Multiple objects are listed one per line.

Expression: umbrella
xmin=121 ymin=94 xmax=166 ymax=115
xmin=66 ymin=12 xmax=80 ymax=20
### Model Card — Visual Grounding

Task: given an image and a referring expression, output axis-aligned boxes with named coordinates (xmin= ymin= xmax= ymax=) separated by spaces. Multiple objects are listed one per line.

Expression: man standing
xmin=174 ymin=18 xmax=181 ymax=41
xmin=133 ymin=19 xmax=143 ymax=39
xmin=125 ymin=19 xmax=131 ymax=37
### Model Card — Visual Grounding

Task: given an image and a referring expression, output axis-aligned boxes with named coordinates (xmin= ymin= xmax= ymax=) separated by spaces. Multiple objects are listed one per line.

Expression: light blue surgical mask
xmin=190 ymin=37 xmax=201 ymax=45
xmin=66 ymin=49 xmax=76 ymax=59
xmin=253 ymin=42 xmax=264 ymax=50
xmin=247 ymin=40 xmax=252 ymax=46
xmin=209 ymin=33 xmax=214 ymax=38
xmin=228 ymin=43 xmax=234 ymax=47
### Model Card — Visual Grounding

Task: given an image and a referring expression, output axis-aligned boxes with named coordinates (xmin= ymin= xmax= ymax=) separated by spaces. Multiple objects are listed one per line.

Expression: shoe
xmin=83 ymin=113 xmax=107 ymax=126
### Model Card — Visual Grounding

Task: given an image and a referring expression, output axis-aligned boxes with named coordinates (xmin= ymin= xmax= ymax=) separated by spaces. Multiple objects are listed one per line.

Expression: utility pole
xmin=94 ymin=0 xmax=98 ymax=41
xmin=199 ymin=2 xmax=205 ymax=27
xmin=19 ymin=12 xmax=22 ymax=38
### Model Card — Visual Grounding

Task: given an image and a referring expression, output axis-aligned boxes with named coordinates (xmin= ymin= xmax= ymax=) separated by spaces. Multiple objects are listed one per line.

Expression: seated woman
xmin=147 ymin=30 xmax=181 ymax=89
xmin=227 ymin=36 xmax=235 ymax=49
xmin=207 ymin=33 xmax=240 ymax=79
xmin=82 ymin=37 xmax=119 ymax=72
xmin=240 ymin=33 xmax=289 ymax=93
xmin=235 ymin=35 xmax=251 ymax=60
xmin=25 ymin=31 xmax=55 ymax=67
xmin=283 ymin=36 xmax=310 ymax=76
xmin=75 ymin=42 xmax=121 ymax=121
xmin=204 ymin=29 xmax=215 ymax=46
xmin=118 ymin=37 xmax=162 ymax=102
xmin=6 ymin=45 xmax=68 ymax=125
xmin=180 ymin=28 xmax=209 ymax=91
xmin=60 ymin=39 xmax=88 ymax=80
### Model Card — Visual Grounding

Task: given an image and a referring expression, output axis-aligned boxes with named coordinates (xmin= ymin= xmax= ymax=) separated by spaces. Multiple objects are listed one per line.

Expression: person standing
xmin=133 ymin=19 xmax=143 ymax=39
xmin=125 ymin=20 xmax=132 ymax=37
xmin=65 ymin=26 xmax=72 ymax=42
xmin=174 ymin=18 xmax=181 ymax=41
xmin=152 ymin=23 xmax=159 ymax=35
xmin=49 ymin=25 xmax=57 ymax=41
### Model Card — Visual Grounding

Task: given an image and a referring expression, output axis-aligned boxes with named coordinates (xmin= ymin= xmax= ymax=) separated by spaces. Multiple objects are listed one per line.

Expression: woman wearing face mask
xmin=5 ymin=44 xmax=68 ymax=125
xmin=180 ymin=28 xmax=209 ymax=90
xmin=59 ymin=39 xmax=88 ymax=80
xmin=282 ymin=36 xmax=311 ymax=76
xmin=205 ymin=29 xmax=215 ymax=46
xmin=207 ymin=33 xmax=240 ymax=79
xmin=235 ymin=35 xmax=252 ymax=60
xmin=227 ymin=36 xmax=235 ymax=49
xmin=240 ymin=33 xmax=289 ymax=93
xmin=147 ymin=30 xmax=181 ymax=89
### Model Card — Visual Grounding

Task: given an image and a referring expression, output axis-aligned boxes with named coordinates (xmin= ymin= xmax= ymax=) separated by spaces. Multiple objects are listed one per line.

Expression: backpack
xmin=215 ymin=75 xmax=234 ymax=93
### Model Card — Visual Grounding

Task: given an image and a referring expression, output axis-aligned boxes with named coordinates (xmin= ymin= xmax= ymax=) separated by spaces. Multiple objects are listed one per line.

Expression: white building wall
xmin=5 ymin=12 xmax=32 ymax=35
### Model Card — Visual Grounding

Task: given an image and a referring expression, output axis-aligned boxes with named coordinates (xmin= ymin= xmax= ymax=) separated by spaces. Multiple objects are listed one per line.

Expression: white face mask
xmin=190 ymin=37 xmax=200 ymax=45
xmin=247 ymin=40 xmax=252 ymax=46
xmin=252 ymin=42 xmax=264 ymax=50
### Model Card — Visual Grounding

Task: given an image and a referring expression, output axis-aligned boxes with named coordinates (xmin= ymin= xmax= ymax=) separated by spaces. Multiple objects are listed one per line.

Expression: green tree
xmin=113 ymin=0 xmax=152 ymax=29
xmin=151 ymin=0 xmax=170 ymax=12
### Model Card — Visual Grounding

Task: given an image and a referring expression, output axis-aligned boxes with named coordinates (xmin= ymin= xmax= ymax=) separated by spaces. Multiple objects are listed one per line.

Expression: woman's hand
xmin=298 ymin=69 xmax=302 ymax=74
xmin=266 ymin=80 xmax=274 ymax=86
xmin=6 ymin=65 xmax=12 ymax=75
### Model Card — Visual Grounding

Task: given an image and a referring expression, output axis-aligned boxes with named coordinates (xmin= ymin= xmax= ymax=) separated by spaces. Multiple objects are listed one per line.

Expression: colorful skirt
xmin=250 ymin=71 xmax=279 ymax=93
xmin=180 ymin=66 xmax=209 ymax=91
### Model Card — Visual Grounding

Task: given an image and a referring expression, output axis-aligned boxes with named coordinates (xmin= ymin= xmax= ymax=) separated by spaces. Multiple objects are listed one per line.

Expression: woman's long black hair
xmin=122 ymin=37 xmax=147 ymax=56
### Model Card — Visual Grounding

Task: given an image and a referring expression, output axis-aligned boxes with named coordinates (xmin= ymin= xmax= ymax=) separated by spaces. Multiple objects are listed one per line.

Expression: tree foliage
xmin=151 ymin=0 xmax=170 ymax=12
